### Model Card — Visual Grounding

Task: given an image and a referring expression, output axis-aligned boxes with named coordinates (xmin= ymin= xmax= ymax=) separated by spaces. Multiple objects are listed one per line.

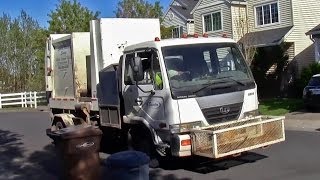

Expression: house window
xmin=172 ymin=26 xmax=181 ymax=38
xmin=203 ymin=11 xmax=222 ymax=32
xmin=255 ymin=2 xmax=279 ymax=26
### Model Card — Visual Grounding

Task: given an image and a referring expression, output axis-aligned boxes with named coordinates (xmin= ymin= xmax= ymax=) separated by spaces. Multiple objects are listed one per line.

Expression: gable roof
xmin=164 ymin=0 xmax=199 ymax=20
xmin=191 ymin=0 xmax=246 ymax=14
xmin=306 ymin=24 xmax=320 ymax=35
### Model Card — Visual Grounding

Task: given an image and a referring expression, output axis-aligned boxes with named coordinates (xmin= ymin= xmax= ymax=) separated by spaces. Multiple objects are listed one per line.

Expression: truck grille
xmin=201 ymin=103 xmax=243 ymax=124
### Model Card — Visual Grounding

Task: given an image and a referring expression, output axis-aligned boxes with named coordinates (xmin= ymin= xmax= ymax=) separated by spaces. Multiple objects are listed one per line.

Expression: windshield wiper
xmin=218 ymin=76 xmax=246 ymax=86
xmin=192 ymin=76 xmax=245 ymax=94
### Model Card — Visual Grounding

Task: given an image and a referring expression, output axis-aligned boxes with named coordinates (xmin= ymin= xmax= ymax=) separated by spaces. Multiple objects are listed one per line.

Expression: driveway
xmin=0 ymin=111 xmax=320 ymax=180
xmin=285 ymin=109 xmax=320 ymax=132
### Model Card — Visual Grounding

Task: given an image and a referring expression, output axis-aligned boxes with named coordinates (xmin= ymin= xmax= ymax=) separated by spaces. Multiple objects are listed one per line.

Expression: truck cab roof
xmin=123 ymin=37 xmax=237 ymax=52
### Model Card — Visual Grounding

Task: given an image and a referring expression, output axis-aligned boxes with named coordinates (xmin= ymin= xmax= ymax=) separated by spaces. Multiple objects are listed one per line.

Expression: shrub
xmin=292 ymin=63 xmax=320 ymax=97
xmin=300 ymin=63 xmax=320 ymax=86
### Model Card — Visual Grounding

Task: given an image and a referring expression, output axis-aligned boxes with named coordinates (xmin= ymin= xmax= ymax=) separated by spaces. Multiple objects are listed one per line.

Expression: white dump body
xmin=90 ymin=18 xmax=161 ymax=101
xmin=46 ymin=33 xmax=91 ymax=109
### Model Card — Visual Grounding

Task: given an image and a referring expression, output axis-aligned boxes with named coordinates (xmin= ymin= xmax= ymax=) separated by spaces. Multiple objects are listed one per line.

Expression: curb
xmin=0 ymin=106 xmax=50 ymax=113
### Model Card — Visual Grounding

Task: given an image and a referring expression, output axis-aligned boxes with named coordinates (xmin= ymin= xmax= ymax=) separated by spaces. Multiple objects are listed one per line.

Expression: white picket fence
xmin=0 ymin=91 xmax=46 ymax=109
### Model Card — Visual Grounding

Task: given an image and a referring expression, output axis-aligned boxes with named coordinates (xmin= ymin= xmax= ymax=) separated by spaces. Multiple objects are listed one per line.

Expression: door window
xmin=124 ymin=50 xmax=163 ymax=90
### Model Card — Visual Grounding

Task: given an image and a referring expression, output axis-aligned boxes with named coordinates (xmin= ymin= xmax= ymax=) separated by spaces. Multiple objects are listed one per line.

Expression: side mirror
xmin=130 ymin=57 xmax=144 ymax=82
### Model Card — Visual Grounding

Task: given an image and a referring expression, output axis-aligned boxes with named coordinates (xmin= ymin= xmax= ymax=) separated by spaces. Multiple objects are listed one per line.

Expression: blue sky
xmin=0 ymin=0 xmax=171 ymax=28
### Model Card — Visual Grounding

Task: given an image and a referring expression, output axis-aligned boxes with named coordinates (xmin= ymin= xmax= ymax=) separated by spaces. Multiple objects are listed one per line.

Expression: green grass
xmin=259 ymin=98 xmax=304 ymax=116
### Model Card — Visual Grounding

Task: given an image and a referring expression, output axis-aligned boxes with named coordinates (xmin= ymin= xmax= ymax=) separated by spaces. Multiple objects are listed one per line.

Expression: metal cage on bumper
xmin=191 ymin=116 xmax=285 ymax=158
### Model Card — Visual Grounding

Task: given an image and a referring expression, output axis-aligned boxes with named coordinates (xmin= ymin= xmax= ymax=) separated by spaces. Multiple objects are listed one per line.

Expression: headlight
xmin=303 ymin=88 xmax=307 ymax=97
xmin=169 ymin=121 xmax=203 ymax=133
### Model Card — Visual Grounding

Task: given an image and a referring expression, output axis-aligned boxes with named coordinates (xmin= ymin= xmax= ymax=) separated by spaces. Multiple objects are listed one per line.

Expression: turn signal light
xmin=181 ymin=139 xmax=191 ymax=146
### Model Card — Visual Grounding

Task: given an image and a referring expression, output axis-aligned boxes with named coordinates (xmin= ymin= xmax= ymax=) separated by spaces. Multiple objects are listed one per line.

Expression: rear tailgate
xmin=191 ymin=116 xmax=285 ymax=158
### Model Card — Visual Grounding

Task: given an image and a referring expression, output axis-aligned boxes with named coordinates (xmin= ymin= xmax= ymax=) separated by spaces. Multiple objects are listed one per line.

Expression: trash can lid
xmin=48 ymin=125 xmax=102 ymax=140
xmin=106 ymin=151 xmax=150 ymax=168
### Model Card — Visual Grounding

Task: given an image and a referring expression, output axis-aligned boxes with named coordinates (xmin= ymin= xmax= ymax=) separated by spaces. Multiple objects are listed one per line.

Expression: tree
xmin=115 ymin=0 xmax=163 ymax=18
xmin=160 ymin=25 xmax=173 ymax=39
xmin=115 ymin=0 xmax=169 ymax=38
xmin=233 ymin=6 xmax=257 ymax=66
xmin=0 ymin=11 xmax=47 ymax=93
xmin=48 ymin=0 xmax=100 ymax=33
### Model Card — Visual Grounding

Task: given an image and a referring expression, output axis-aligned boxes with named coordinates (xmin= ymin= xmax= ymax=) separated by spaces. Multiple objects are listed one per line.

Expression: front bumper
xmin=190 ymin=116 xmax=285 ymax=158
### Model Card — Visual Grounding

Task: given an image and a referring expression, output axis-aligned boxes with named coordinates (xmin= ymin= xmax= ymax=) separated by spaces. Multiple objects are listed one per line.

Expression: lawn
xmin=258 ymin=98 xmax=304 ymax=116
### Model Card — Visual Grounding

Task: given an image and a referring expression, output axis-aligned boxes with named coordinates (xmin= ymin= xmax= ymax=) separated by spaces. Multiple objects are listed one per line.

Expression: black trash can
xmin=105 ymin=150 xmax=150 ymax=180
xmin=46 ymin=125 xmax=103 ymax=180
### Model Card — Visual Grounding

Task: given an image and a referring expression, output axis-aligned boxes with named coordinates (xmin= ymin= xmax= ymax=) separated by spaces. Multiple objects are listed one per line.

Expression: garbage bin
xmin=105 ymin=150 xmax=150 ymax=180
xmin=46 ymin=124 xmax=103 ymax=180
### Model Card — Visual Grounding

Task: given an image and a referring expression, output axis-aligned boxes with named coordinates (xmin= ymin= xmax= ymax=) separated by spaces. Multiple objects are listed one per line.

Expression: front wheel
xmin=128 ymin=127 xmax=159 ymax=168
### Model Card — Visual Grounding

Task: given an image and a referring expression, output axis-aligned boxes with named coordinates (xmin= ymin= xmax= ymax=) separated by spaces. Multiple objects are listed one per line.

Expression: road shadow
xmin=157 ymin=152 xmax=267 ymax=175
xmin=288 ymin=107 xmax=320 ymax=114
xmin=0 ymin=129 xmax=61 ymax=180
xmin=150 ymin=169 xmax=192 ymax=180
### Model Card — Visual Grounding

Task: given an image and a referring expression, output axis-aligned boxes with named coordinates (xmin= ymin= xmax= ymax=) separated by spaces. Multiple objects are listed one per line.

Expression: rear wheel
xmin=52 ymin=118 xmax=66 ymax=130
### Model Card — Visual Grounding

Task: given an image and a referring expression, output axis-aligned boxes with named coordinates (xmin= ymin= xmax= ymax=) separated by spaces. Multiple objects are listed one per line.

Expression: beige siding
xmin=231 ymin=5 xmax=247 ymax=41
xmin=247 ymin=0 xmax=293 ymax=32
xmin=187 ymin=22 xmax=195 ymax=35
xmin=286 ymin=0 xmax=320 ymax=75
xmin=286 ymin=42 xmax=295 ymax=62
xmin=193 ymin=1 xmax=233 ymax=38
xmin=162 ymin=9 xmax=187 ymax=34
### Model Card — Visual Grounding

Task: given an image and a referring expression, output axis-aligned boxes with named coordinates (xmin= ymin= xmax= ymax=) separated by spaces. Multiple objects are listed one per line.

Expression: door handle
xmin=135 ymin=97 xmax=143 ymax=105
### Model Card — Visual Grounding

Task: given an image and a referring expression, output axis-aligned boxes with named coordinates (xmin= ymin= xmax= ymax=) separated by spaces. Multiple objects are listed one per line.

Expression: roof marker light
xmin=182 ymin=33 xmax=188 ymax=38
xmin=194 ymin=33 xmax=199 ymax=38
xmin=155 ymin=37 xmax=161 ymax=41
xmin=222 ymin=33 xmax=227 ymax=38
xmin=203 ymin=33 xmax=208 ymax=38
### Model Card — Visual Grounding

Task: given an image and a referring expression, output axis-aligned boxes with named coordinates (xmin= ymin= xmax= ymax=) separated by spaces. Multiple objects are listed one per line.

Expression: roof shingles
xmin=170 ymin=0 xmax=199 ymax=19
xmin=306 ymin=24 xmax=320 ymax=35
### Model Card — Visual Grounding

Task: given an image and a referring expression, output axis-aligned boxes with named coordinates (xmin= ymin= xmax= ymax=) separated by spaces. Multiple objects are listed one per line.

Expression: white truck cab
xmin=98 ymin=35 xmax=285 ymax=159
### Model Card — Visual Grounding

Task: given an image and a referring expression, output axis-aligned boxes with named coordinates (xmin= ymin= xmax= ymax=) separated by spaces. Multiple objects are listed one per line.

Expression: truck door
xmin=122 ymin=49 xmax=166 ymax=128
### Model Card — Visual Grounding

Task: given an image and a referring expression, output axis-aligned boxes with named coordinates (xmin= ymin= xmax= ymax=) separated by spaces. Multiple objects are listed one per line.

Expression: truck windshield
xmin=161 ymin=43 xmax=255 ymax=99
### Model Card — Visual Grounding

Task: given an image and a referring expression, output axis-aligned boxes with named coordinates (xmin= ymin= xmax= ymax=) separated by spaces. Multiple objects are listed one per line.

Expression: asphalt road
xmin=0 ymin=111 xmax=320 ymax=180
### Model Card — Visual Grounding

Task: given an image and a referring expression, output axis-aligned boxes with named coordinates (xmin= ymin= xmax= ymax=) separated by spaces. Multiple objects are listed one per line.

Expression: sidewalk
xmin=285 ymin=109 xmax=320 ymax=132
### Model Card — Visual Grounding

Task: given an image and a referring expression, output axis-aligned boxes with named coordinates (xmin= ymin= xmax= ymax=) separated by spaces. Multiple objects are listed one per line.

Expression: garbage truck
xmin=46 ymin=18 xmax=285 ymax=162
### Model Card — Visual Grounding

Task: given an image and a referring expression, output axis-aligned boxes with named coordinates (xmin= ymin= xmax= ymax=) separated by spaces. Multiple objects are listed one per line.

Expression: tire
xmin=128 ymin=127 xmax=159 ymax=168
xmin=53 ymin=118 xmax=66 ymax=130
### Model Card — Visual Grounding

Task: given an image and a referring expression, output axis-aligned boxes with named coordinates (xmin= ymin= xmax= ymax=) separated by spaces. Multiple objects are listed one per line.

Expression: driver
xmin=166 ymin=57 xmax=188 ymax=79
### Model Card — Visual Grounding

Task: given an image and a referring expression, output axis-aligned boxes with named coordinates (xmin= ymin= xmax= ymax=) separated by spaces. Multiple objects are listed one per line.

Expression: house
xmin=191 ymin=0 xmax=247 ymax=41
xmin=162 ymin=0 xmax=199 ymax=38
xmin=243 ymin=0 xmax=320 ymax=76
xmin=306 ymin=24 xmax=320 ymax=63
xmin=191 ymin=0 xmax=320 ymax=74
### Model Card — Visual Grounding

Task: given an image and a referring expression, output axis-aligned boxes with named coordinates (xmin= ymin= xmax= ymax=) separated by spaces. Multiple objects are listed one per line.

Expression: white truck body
xmin=90 ymin=18 xmax=161 ymax=102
